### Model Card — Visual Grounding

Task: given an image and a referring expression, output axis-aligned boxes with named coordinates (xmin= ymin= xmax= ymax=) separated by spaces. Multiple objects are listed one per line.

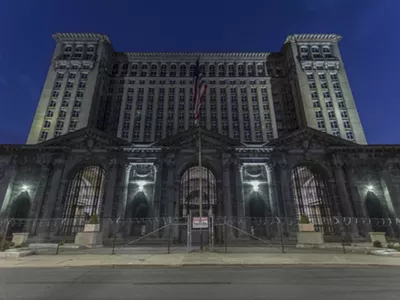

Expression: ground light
xmin=137 ymin=181 xmax=145 ymax=191
xmin=250 ymin=181 xmax=259 ymax=192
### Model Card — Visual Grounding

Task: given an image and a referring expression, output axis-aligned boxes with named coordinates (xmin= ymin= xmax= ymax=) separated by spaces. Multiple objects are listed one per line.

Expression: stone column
xmin=102 ymin=159 xmax=118 ymax=239
xmin=345 ymin=164 xmax=372 ymax=235
xmin=151 ymin=163 xmax=162 ymax=231
xmin=380 ymin=164 xmax=399 ymax=217
xmin=0 ymin=157 xmax=16 ymax=216
xmin=28 ymin=165 xmax=50 ymax=234
xmin=278 ymin=163 xmax=293 ymax=235
xmin=222 ymin=157 xmax=233 ymax=238
xmin=163 ymin=157 xmax=175 ymax=238
xmin=41 ymin=159 xmax=65 ymax=220
xmin=234 ymin=163 xmax=247 ymax=238
xmin=379 ymin=164 xmax=399 ymax=236
xmin=266 ymin=164 xmax=277 ymax=217
xmin=332 ymin=158 xmax=359 ymax=237
xmin=36 ymin=159 xmax=65 ymax=240
xmin=279 ymin=163 xmax=293 ymax=219
xmin=30 ymin=165 xmax=50 ymax=220
xmin=118 ymin=163 xmax=131 ymax=219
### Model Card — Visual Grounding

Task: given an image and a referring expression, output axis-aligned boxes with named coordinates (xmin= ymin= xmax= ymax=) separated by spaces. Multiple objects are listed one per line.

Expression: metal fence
xmin=2 ymin=216 xmax=400 ymax=255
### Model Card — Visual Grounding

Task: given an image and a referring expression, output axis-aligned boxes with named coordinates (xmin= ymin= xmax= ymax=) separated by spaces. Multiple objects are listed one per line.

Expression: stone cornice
xmin=117 ymin=52 xmax=272 ymax=60
xmin=285 ymin=34 xmax=342 ymax=43
xmin=0 ymin=145 xmax=69 ymax=153
xmin=52 ymin=32 xmax=111 ymax=43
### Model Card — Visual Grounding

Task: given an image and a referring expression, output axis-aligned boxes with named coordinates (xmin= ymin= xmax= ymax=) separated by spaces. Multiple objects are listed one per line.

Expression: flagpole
xmin=198 ymin=122 xmax=203 ymax=251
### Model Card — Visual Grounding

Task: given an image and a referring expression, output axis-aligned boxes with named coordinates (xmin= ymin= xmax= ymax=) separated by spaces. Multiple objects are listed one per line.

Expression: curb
xmin=1 ymin=263 xmax=400 ymax=269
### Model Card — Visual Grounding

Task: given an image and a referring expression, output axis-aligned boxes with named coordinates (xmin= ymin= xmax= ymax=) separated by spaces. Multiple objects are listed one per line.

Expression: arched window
xmin=199 ymin=64 xmax=205 ymax=75
xmin=180 ymin=64 xmax=187 ymax=77
xmin=218 ymin=64 xmax=225 ymax=77
xmin=189 ymin=64 xmax=196 ymax=77
xmin=208 ymin=64 xmax=215 ymax=77
xmin=61 ymin=165 xmax=106 ymax=236
xmin=247 ymin=64 xmax=253 ymax=76
xmin=170 ymin=64 xmax=177 ymax=77
xmin=160 ymin=64 xmax=167 ymax=77
xmin=257 ymin=64 xmax=264 ymax=76
xmin=291 ymin=164 xmax=335 ymax=233
xmin=228 ymin=64 xmax=235 ymax=76
xmin=238 ymin=64 xmax=245 ymax=76
xmin=179 ymin=166 xmax=217 ymax=217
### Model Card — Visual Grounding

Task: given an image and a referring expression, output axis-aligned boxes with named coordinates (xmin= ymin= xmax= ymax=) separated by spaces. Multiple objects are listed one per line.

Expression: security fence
xmin=1 ymin=216 xmax=400 ymax=254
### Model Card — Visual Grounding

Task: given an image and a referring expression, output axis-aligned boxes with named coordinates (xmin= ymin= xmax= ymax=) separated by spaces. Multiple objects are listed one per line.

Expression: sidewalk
xmin=1 ymin=252 xmax=400 ymax=268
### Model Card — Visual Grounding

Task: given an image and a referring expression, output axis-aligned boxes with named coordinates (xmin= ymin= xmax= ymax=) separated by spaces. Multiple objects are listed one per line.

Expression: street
xmin=1 ymin=266 xmax=400 ymax=299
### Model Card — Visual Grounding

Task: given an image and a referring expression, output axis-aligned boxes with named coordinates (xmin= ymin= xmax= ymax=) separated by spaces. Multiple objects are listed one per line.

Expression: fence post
xmin=0 ymin=219 xmax=12 ymax=251
xmin=341 ymin=217 xmax=347 ymax=254
xmin=224 ymin=222 xmax=227 ymax=253
xmin=167 ymin=216 xmax=172 ymax=254
xmin=279 ymin=221 xmax=285 ymax=254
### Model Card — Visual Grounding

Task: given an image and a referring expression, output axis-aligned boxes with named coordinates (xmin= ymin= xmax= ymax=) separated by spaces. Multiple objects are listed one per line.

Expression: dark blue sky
xmin=0 ymin=0 xmax=398 ymax=144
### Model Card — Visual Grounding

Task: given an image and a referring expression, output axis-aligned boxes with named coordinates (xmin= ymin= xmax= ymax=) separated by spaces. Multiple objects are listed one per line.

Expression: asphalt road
xmin=1 ymin=266 xmax=400 ymax=299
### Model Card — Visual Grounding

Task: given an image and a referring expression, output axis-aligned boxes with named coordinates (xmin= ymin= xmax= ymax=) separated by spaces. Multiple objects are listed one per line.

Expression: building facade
xmin=27 ymin=33 xmax=366 ymax=145
xmin=0 ymin=33 xmax=398 ymax=244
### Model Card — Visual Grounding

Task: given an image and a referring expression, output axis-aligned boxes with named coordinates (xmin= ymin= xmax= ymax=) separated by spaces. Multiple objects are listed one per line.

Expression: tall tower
xmin=282 ymin=34 xmax=367 ymax=144
xmin=26 ymin=33 xmax=113 ymax=144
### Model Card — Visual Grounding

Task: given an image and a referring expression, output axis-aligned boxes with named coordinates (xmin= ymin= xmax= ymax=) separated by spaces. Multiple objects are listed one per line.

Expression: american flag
xmin=193 ymin=58 xmax=207 ymax=125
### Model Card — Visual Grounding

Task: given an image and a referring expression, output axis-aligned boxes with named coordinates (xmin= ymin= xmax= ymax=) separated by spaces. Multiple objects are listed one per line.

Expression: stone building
xmin=0 ymin=33 xmax=399 ymax=243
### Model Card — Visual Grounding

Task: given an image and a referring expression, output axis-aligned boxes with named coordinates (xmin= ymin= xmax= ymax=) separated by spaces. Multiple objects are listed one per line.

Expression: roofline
xmin=285 ymin=34 xmax=342 ymax=44
xmin=52 ymin=32 xmax=111 ymax=43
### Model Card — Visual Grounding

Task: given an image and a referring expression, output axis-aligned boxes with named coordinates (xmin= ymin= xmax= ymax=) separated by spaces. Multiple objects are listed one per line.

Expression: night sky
xmin=0 ymin=0 xmax=398 ymax=145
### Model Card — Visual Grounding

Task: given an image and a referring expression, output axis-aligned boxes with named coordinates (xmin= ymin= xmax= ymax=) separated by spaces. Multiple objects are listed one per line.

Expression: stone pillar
xmin=279 ymin=163 xmax=293 ymax=219
xmin=266 ymin=164 xmax=277 ymax=217
xmin=28 ymin=165 xmax=50 ymax=234
xmin=163 ymin=157 xmax=175 ymax=238
xmin=234 ymin=163 xmax=247 ymax=238
xmin=0 ymin=157 xmax=16 ymax=216
xmin=118 ymin=163 xmax=131 ymax=219
xmin=41 ymin=160 xmax=65 ymax=220
xmin=380 ymin=164 xmax=399 ymax=217
xmin=38 ymin=159 xmax=65 ymax=239
xmin=222 ymin=158 xmax=234 ymax=238
xmin=379 ymin=164 xmax=399 ymax=236
xmin=102 ymin=159 xmax=118 ymax=239
xmin=30 ymin=165 xmax=50 ymax=220
xmin=278 ymin=163 xmax=293 ymax=235
xmin=345 ymin=164 xmax=372 ymax=235
xmin=332 ymin=159 xmax=359 ymax=237
xmin=152 ymin=163 xmax=162 ymax=231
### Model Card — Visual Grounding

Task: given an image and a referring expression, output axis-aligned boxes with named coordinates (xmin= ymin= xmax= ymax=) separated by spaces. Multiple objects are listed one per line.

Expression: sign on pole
xmin=192 ymin=217 xmax=208 ymax=229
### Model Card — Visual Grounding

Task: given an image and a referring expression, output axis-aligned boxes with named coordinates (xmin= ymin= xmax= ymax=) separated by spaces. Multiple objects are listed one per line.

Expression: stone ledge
xmin=369 ymin=249 xmax=400 ymax=257
xmin=0 ymin=249 xmax=35 ymax=258
xmin=28 ymin=243 xmax=81 ymax=249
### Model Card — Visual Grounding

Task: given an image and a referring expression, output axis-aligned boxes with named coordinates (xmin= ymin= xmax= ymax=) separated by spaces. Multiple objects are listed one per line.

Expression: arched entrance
xmin=60 ymin=165 xmax=106 ymax=236
xmin=9 ymin=191 xmax=31 ymax=233
xmin=179 ymin=165 xmax=217 ymax=243
xmin=291 ymin=164 xmax=335 ymax=234
xmin=129 ymin=192 xmax=149 ymax=236
xmin=180 ymin=165 xmax=217 ymax=217
xmin=249 ymin=193 xmax=268 ymax=236
xmin=365 ymin=191 xmax=387 ymax=233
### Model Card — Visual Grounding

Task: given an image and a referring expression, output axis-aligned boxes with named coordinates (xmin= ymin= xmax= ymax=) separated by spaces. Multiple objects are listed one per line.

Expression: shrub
xmin=299 ymin=215 xmax=310 ymax=224
xmin=0 ymin=240 xmax=12 ymax=252
xmin=89 ymin=214 xmax=99 ymax=224
xmin=373 ymin=240 xmax=383 ymax=248
xmin=58 ymin=240 xmax=65 ymax=246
